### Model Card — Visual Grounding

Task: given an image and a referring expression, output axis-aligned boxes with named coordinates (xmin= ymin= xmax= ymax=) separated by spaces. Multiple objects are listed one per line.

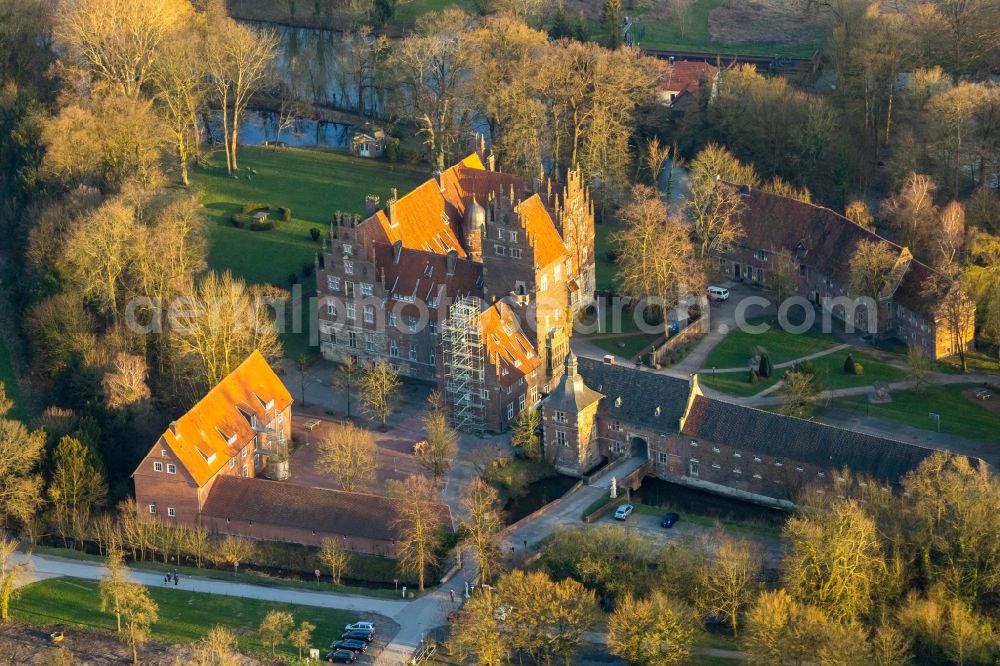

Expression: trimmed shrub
xmin=241 ymin=202 xmax=269 ymax=214
xmin=301 ymin=262 xmax=314 ymax=277
xmin=843 ymin=353 xmax=856 ymax=374
xmin=385 ymin=137 xmax=401 ymax=163
xmin=758 ymin=354 xmax=772 ymax=378
xmin=278 ymin=206 xmax=292 ymax=222
xmin=853 ymin=362 xmax=864 ymax=375
xmin=230 ymin=213 xmax=249 ymax=228
xmin=748 ymin=369 xmax=759 ymax=384
xmin=249 ymin=220 xmax=274 ymax=231
xmin=310 ymin=227 xmax=321 ymax=242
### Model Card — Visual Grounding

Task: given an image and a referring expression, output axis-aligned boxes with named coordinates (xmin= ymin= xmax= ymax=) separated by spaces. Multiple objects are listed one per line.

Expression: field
xmin=703 ymin=318 xmax=840 ymax=370
xmin=835 ymin=384 xmax=1000 ymax=444
xmin=11 ymin=577 xmax=354 ymax=660
xmin=192 ymin=146 xmax=427 ymax=358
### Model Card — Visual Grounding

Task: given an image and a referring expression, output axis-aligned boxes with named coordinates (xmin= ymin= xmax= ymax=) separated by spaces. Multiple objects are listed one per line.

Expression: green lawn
xmin=594 ymin=222 xmax=617 ymax=292
xmin=703 ymin=318 xmax=840 ymax=370
xmin=192 ymin=146 xmax=427 ymax=359
xmin=835 ymin=384 xmax=1000 ymax=444
xmin=937 ymin=350 xmax=1000 ymax=375
xmin=394 ymin=0 xmax=474 ymax=25
xmin=700 ymin=347 xmax=905 ymax=398
xmin=12 ymin=577 xmax=354 ymax=659
xmin=591 ymin=0 xmax=819 ymax=57
xmin=0 ymin=336 xmax=26 ymax=421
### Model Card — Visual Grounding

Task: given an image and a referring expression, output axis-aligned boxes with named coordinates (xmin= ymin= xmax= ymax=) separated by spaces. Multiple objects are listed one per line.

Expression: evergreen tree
xmin=602 ymin=0 xmax=623 ymax=50
xmin=551 ymin=3 xmax=572 ymax=40
xmin=843 ymin=353 xmax=856 ymax=374
xmin=758 ymin=354 xmax=772 ymax=378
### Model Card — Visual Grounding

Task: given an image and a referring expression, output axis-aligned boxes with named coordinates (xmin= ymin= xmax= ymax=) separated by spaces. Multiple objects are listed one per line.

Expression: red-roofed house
xmin=659 ymin=59 xmax=719 ymax=107
xmin=132 ymin=351 xmax=293 ymax=524
xmin=316 ymin=153 xmax=594 ymax=431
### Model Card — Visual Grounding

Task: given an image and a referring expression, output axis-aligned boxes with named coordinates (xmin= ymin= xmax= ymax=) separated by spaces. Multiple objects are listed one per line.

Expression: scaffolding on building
xmin=442 ymin=296 xmax=486 ymax=434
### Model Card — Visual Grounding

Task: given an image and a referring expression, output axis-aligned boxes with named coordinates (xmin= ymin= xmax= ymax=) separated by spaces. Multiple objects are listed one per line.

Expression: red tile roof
xmin=660 ymin=60 xmax=718 ymax=96
xmin=201 ymin=476 xmax=454 ymax=542
xmin=155 ymin=351 xmax=292 ymax=487
xmin=515 ymin=194 xmax=567 ymax=268
xmin=730 ymin=186 xmax=943 ymax=316
xmin=480 ymin=301 xmax=542 ymax=387
xmin=371 ymin=241 xmax=483 ymax=304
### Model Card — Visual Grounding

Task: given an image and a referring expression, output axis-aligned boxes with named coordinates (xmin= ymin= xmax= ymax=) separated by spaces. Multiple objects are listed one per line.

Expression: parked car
xmin=660 ymin=512 xmax=680 ymax=528
xmin=614 ymin=504 xmax=634 ymax=520
xmin=325 ymin=649 xmax=357 ymax=663
xmin=708 ymin=286 xmax=730 ymax=301
xmin=344 ymin=621 xmax=375 ymax=633
xmin=341 ymin=630 xmax=374 ymax=642
xmin=331 ymin=639 xmax=368 ymax=653
xmin=975 ymin=389 xmax=992 ymax=400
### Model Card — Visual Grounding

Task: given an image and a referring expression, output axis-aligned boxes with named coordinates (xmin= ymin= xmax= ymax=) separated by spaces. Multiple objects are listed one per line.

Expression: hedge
xmin=278 ymin=206 xmax=292 ymax=222
xmin=241 ymin=202 xmax=269 ymax=214
xmin=231 ymin=213 xmax=249 ymax=228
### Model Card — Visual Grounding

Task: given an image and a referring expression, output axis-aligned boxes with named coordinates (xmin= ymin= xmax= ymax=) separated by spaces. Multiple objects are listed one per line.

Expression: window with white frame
xmin=346 ymin=303 xmax=356 ymax=320
xmin=407 ymin=315 xmax=417 ymax=332
xmin=519 ymin=394 xmax=525 ymax=412
xmin=390 ymin=340 xmax=399 ymax=357
xmin=326 ymin=302 xmax=337 ymax=317
xmin=167 ymin=507 xmax=176 ymax=517
xmin=409 ymin=343 xmax=417 ymax=361
xmin=366 ymin=333 xmax=375 ymax=352
xmin=344 ymin=260 xmax=354 ymax=275
xmin=429 ymin=321 xmax=437 ymax=336
xmin=494 ymin=245 xmax=506 ymax=256
xmin=167 ymin=463 xmax=176 ymax=474
xmin=364 ymin=305 xmax=375 ymax=323
xmin=345 ymin=281 xmax=355 ymax=297
xmin=327 ymin=275 xmax=340 ymax=291
xmin=361 ymin=282 xmax=373 ymax=297
xmin=658 ymin=452 xmax=667 ymax=464
xmin=555 ymin=410 xmax=566 ymax=423
xmin=540 ymin=274 xmax=548 ymax=291
xmin=429 ymin=350 xmax=436 ymax=365
xmin=556 ymin=431 xmax=566 ymax=447
xmin=506 ymin=403 xmax=514 ymax=420
xmin=348 ymin=331 xmax=357 ymax=348
xmin=388 ymin=312 xmax=398 ymax=327
xmin=148 ymin=503 xmax=157 ymax=514
xmin=153 ymin=461 xmax=163 ymax=472
xmin=242 ymin=465 xmax=248 ymax=478
xmin=689 ymin=460 xmax=699 ymax=477
xmin=511 ymin=248 xmax=522 ymax=259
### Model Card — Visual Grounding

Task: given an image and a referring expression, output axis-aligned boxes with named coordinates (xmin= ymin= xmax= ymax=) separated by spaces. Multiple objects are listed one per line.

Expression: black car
xmin=331 ymin=639 xmax=368 ymax=653
xmin=660 ymin=512 xmax=680 ymax=528
xmin=324 ymin=648 xmax=357 ymax=663
xmin=341 ymin=629 xmax=375 ymax=642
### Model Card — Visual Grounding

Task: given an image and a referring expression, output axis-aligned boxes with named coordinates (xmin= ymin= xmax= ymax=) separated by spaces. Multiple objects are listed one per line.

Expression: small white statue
xmin=610 ymin=476 xmax=618 ymax=499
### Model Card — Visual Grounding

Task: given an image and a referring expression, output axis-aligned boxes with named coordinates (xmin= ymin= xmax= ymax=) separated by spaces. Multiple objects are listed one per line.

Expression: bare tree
xmin=120 ymin=582 xmax=158 ymax=665
xmin=216 ymin=534 xmax=254 ymax=573
xmin=335 ymin=356 xmax=359 ymax=418
xmin=150 ymin=28 xmax=208 ymax=186
xmin=460 ymin=478 xmax=503 ymax=585
xmin=694 ymin=533 xmax=763 ymax=636
xmin=190 ymin=625 xmax=241 ymax=666
xmin=0 ymin=537 xmax=30 ymax=621
xmin=418 ymin=394 xmax=458 ymax=485
xmin=54 ymin=0 xmax=192 ymax=98
xmin=99 ymin=544 xmax=129 ymax=632
xmin=258 ymin=610 xmax=293 ymax=656
xmin=359 ymin=359 xmax=399 ymax=429
xmin=0 ymin=415 xmax=45 ymax=533
xmin=645 ymin=135 xmax=671 ymax=188
xmin=316 ymin=422 xmax=378 ymax=492
xmin=845 ymin=200 xmax=875 ymax=229
xmin=613 ymin=185 xmax=704 ymax=335
xmin=881 ymin=173 xmax=939 ymax=259
xmin=318 ymin=537 xmax=350 ymax=584
xmin=767 ymin=248 xmax=800 ymax=307
xmin=185 ymin=524 xmax=210 ymax=568
xmin=103 ymin=353 xmax=151 ymax=411
xmin=848 ymin=240 xmax=901 ymax=340
xmin=390 ymin=475 xmax=443 ymax=591
xmin=47 ymin=436 xmax=107 ymax=548
xmin=510 ymin=407 xmax=542 ymax=461
xmin=608 ymin=592 xmax=695 ymax=666
xmin=922 ymin=262 xmax=975 ymax=372
xmin=205 ymin=18 xmax=277 ymax=175
xmin=906 ymin=346 xmax=934 ymax=393
xmin=289 ymin=620 xmax=315 ymax=660
xmin=779 ymin=369 xmax=820 ymax=417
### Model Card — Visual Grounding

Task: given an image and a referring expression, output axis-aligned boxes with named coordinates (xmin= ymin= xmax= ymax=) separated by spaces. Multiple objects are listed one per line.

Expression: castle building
xmin=542 ymin=355 xmax=951 ymax=508
xmin=316 ymin=153 xmax=596 ymax=432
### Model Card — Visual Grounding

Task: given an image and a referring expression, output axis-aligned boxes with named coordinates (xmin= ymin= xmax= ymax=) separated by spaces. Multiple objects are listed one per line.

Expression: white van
xmin=707 ymin=286 xmax=730 ymax=301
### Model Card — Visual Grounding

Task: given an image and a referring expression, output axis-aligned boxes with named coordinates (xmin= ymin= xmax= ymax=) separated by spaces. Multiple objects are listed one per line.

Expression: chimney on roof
xmin=669 ymin=55 xmax=675 ymax=64
xmin=169 ymin=421 xmax=179 ymax=437
xmin=446 ymin=248 xmax=457 ymax=276
xmin=487 ymin=152 xmax=495 ymax=171
xmin=392 ymin=240 xmax=403 ymax=264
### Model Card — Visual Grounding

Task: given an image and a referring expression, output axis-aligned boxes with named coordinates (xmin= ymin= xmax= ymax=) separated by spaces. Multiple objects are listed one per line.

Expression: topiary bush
xmin=748 ymin=369 xmax=759 ymax=384
xmin=241 ymin=202 xmax=269 ymax=214
xmin=853 ymin=362 xmax=864 ymax=375
xmin=310 ymin=227 xmax=321 ymax=242
xmin=843 ymin=353 xmax=856 ymax=374
xmin=758 ymin=354 xmax=772 ymax=378
xmin=230 ymin=213 xmax=250 ymax=228
xmin=385 ymin=137 xmax=401 ymax=163
xmin=278 ymin=206 xmax=292 ymax=222
xmin=250 ymin=219 xmax=274 ymax=231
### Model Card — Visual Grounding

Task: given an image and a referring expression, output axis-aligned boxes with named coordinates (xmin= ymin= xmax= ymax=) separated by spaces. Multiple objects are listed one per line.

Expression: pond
xmin=203 ymin=109 xmax=352 ymax=149
xmin=634 ymin=477 xmax=789 ymax=529
xmin=503 ymin=474 xmax=579 ymax=525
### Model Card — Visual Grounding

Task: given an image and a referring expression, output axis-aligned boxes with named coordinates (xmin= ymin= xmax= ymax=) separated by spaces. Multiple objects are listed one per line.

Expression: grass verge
xmin=11 ymin=577 xmax=355 ymax=660
xmin=834 ymin=383 xmax=1000 ymax=444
